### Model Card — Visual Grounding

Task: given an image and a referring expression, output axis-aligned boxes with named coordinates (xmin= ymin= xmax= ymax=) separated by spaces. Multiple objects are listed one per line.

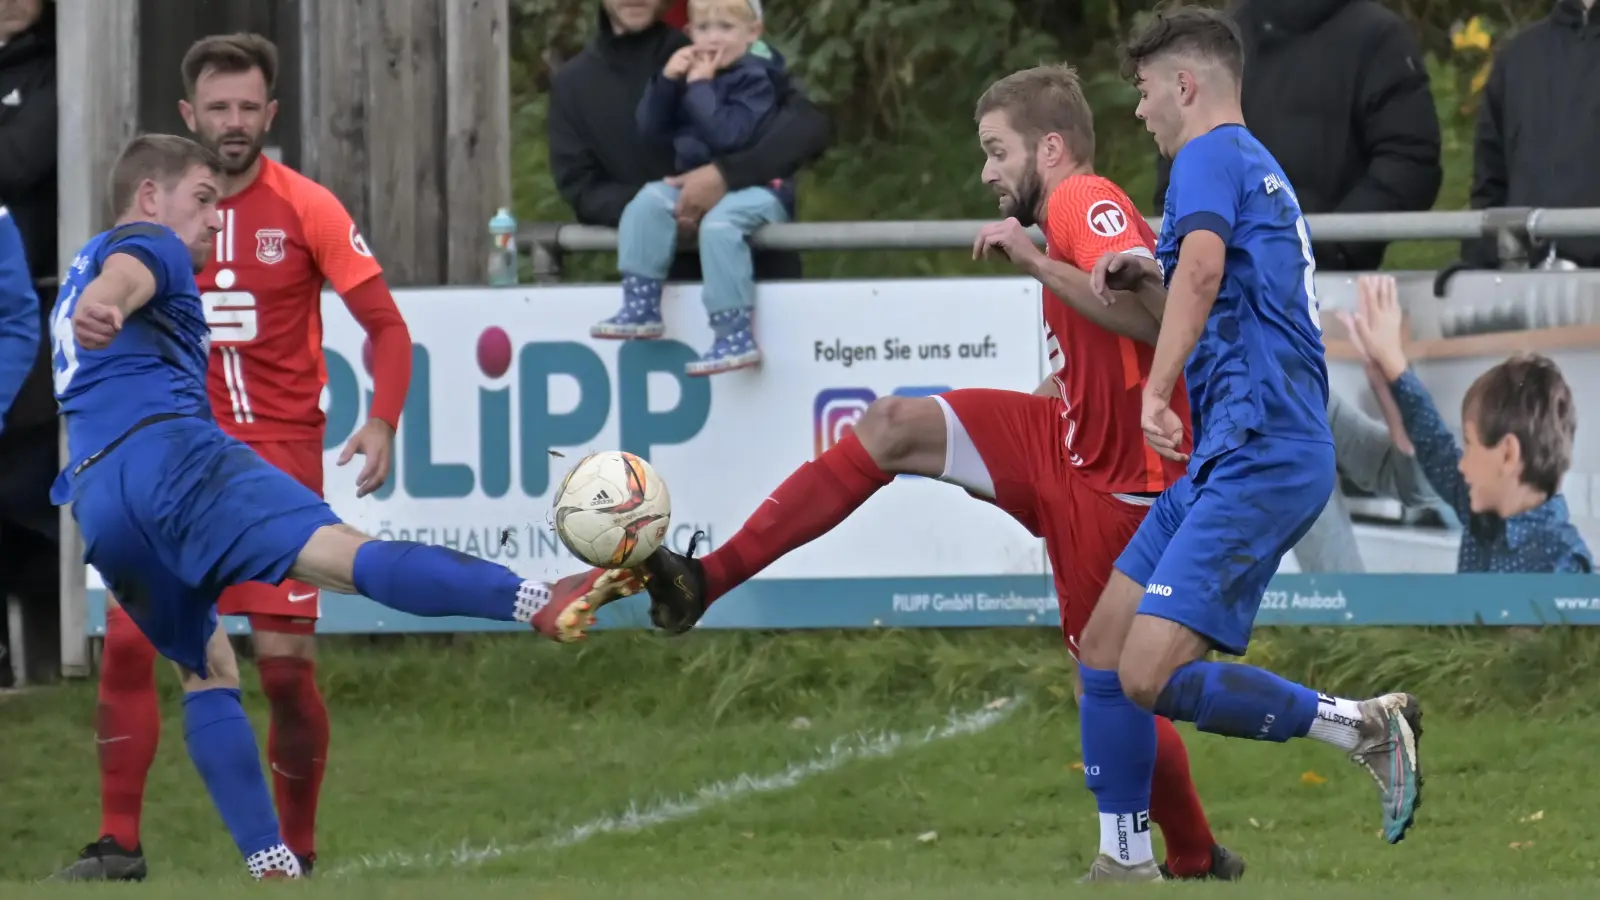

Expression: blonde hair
xmin=690 ymin=0 xmax=761 ymax=24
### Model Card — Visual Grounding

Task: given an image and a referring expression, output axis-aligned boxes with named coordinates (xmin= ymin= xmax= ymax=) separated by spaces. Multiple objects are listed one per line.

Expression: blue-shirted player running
xmin=1068 ymin=8 xmax=1423 ymax=882
xmin=50 ymin=135 xmax=638 ymax=880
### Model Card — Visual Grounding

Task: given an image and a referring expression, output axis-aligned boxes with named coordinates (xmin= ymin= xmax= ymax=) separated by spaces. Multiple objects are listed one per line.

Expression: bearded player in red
xmin=588 ymin=65 xmax=1245 ymax=880
xmin=55 ymin=33 xmax=626 ymax=883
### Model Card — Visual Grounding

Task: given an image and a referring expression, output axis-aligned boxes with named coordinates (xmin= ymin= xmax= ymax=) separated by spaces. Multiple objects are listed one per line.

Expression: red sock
xmin=96 ymin=605 xmax=161 ymax=850
xmin=701 ymin=431 xmax=893 ymax=603
xmin=256 ymin=656 xmax=330 ymax=859
xmin=1151 ymin=716 xmax=1216 ymax=877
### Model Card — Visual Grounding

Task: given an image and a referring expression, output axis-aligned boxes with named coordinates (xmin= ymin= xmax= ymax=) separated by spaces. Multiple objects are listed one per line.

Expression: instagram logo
xmin=812 ymin=385 xmax=951 ymax=460
xmin=813 ymin=387 xmax=877 ymax=458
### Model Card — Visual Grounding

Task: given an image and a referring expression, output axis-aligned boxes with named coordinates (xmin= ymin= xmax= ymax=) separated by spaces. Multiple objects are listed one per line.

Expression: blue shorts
xmin=70 ymin=417 xmax=340 ymax=674
xmin=1113 ymin=435 xmax=1335 ymax=656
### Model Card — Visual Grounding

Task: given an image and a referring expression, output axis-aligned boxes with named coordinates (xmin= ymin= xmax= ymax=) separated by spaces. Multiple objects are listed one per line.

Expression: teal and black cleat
xmin=1351 ymin=692 xmax=1424 ymax=844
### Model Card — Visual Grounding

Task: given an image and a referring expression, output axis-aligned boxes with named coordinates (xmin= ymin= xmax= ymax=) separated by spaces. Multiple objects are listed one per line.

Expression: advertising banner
xmin=82 ymin=276 xmax=1600 ymax=636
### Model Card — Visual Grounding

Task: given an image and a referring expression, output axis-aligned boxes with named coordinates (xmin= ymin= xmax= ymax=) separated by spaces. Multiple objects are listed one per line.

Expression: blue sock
xmin=183 ymin=688 xmax=282 ymax=861
xmin=353 ymin=540 xmax=541 ymax=622
xmin=1078 ymin=664 xmax=1158 ymax=814
xmin=1153 ymin=660 xmax=1319 ymax=741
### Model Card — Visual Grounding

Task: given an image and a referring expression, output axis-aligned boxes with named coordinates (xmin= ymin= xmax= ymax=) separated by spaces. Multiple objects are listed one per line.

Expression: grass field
xmin=6 ymin=628 xmax=1600 ymax=898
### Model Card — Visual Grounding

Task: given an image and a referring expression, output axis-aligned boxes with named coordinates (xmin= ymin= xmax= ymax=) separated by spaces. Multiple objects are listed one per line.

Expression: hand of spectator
xmin=687 ymin=48 xmax=718 ymax=83
xmin=1336 ymin=306 xmax=1394 ymax=388
xmin=664 ymin=46 xmax=697 ymax=80
xmin=1349 ymin=274 xmax=1409 ymax=382
xmin=972 ymin=218 xmax=1042 ymax=269
xmin=667 ymin=165 xmax=727 ymax=228
xmin=73 ymin=301 xmax=122 ymax=351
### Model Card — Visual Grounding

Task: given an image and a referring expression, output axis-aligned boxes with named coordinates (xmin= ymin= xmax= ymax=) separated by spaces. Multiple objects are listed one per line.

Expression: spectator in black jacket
xmin=1154 ymin=0 xmax=1441 ymax=271
xmin=549 ymin=0 xmax=830 ymax=285
xmin=1465 ymin=0 xmax=1600 ymax=269
xmin=0 ymin=0 xmax=55 ymax=279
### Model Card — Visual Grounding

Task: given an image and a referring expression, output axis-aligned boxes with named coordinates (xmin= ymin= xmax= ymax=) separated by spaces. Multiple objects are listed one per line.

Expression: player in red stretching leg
xmin=51 ymin=34 xmax=621 ymax=883
xmin=625 ymin=66 xmax=1242 ymax=881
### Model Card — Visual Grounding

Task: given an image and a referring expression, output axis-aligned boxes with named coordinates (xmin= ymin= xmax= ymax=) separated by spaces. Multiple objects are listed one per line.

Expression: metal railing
xmin=517 ymin=206 xmax=1600 ymax=278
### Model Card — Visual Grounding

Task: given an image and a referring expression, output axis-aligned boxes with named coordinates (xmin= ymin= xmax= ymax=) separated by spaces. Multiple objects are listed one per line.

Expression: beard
xmin=200 ymin=128 xmax=264 ymax=176
xmin=996 ymin=156 xmax=1045 ymax=228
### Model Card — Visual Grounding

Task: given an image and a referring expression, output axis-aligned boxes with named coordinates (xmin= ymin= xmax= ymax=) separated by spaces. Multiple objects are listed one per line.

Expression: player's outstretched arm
xmin=1028 ymin=255 xmax=1160 ymax=346
xmin=973 ymin=218 xmax=1160 ymax=345
xmin=83 ymin=254 xmax=158 ymax=316
xmin=72 ymin=254 xmax=158 ymax=350
xmin=1145 ymin=231 xmax=1223 ymax=403
xmin=1092 ymin=251 xmax=1168 ymax=321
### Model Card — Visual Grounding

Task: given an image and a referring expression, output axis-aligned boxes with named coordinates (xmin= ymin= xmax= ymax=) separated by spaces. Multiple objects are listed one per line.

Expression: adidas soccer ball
xmin=552 ymin=451 xmax=672 ymax=569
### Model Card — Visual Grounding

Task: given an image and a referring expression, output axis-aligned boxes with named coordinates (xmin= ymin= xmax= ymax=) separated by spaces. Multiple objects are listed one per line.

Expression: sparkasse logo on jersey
xmin=1085 ymin=199 xmax=1128 ymax=238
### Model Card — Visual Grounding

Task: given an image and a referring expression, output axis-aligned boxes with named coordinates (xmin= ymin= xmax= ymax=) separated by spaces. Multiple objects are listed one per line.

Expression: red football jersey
xmin=1040 ymin=174 xmax=1192 ymax=496
xmin=198 ymin=157 xmax=383 ymax=443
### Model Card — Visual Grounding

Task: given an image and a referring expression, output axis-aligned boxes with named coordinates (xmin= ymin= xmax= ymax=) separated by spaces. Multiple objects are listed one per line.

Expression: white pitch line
xmin=332 ymin=697 xmax=1019 ymax=877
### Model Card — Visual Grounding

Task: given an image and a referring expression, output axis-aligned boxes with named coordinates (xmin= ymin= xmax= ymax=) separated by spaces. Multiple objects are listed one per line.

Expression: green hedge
xmin=507 ymin=0 xmax=1552 ymax=280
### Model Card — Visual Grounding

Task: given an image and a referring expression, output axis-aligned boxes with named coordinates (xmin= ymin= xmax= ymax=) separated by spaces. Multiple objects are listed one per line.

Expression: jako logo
xmin=321 ymin=328 xmax=711 ymax=500
xmin=813 ymin=385 xmax=949 ymax=480
xmin=1145 ymin=583 xmax=1174 ymax=597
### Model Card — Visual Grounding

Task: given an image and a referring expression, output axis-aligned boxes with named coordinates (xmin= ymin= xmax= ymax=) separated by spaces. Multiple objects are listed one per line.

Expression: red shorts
xmin=937 ymin=389 xmax=1151 ymax=653
xmin=216 ymin=439 xmax=324 ymax=633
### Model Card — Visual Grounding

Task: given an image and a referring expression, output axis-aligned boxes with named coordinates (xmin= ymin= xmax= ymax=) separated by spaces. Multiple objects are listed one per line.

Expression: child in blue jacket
xmin=591 ymin=0 xmax=793 ymax=376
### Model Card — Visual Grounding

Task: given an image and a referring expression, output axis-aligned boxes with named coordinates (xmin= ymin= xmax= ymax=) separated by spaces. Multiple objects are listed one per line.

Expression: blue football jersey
xmin=1156 ymin=124 xmax=1331 ymax=463
xmin=50 ymin=223 xmax=213 ymax=502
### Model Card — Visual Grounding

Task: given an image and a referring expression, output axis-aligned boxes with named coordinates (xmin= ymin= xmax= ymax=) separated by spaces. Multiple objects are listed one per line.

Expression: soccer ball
xmin=552 ymin=451 xmax=672 ymax=569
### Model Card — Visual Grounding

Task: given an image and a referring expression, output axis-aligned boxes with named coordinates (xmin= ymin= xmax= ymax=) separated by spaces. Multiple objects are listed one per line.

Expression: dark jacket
xmin=0 ymin=3 xmax=58 ymax=279
xmin=549 ymin=6 xmax=830 ymax=281
xmin=0 ymin=208 xmax=38 ymax=437
xmin=1154 ymin=0 xmax=1441 ymax=271
xmin=1466 ymin=0 xmax=1600 ymax=268
xmin=0 ymin=216 xmax=51 ymax=455
xmin=636 ymin=47 xmax=796 ymax=213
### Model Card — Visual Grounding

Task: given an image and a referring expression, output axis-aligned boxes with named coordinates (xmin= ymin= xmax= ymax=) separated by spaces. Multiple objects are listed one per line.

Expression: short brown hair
xmin=1463 ymin=353 xmax=1576 ymax=497
xmin=1121 ymin=5 xmax=1245 ymax=84
xmin=181 ymin=33 xmax=279 ymax=98
xmin=974 ymin=65 xmax=1096 ymax=167
xmin=109 ymin=134 xmax=223 ymax=216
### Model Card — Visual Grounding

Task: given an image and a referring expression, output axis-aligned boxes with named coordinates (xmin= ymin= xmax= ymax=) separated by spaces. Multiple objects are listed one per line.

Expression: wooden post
xmin=369 ymin=0 xmax=446 ymax=284
xmin=299 ymin=0 xmax=507 ymax=287
xmin=298 ymin=0 xmax=371 ymax=236
xmin=443 ymin=0 xmax=511 ymax=285
xmin=55 ymin=0 xmax=142 ymax=678
xmin=300 ymin=0 xmax=456 ymax=286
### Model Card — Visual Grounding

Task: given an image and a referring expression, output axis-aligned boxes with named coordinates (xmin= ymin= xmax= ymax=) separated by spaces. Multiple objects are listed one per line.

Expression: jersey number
xmin=50 ymin=289 xmax=80 ymax=394
xmin=1295 ymin=216 xmax=1322 ymax=331
xmin=202 ymin=291 xmax=259 ymax=343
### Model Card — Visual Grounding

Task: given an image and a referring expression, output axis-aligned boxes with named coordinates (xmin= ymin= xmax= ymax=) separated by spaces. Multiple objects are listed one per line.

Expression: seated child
xmin=592 ymin=0 xmax=794 ymax=377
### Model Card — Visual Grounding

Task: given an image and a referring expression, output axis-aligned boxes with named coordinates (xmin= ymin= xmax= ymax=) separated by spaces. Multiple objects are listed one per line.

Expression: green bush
xmin=508 ymin=0 xmax=1551 ymax=279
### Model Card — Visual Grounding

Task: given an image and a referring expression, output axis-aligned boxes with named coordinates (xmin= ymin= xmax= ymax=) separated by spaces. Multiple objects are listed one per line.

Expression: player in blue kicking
xmin=1072 ymin=8 xmax=1422 ymax=882
xmin=50 ymin=135 xmax=637 ymax=880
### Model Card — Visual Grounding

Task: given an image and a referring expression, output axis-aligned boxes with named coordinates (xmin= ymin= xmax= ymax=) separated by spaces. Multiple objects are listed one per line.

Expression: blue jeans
xmin=617 ymin=181 xmax=788 ymax=316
